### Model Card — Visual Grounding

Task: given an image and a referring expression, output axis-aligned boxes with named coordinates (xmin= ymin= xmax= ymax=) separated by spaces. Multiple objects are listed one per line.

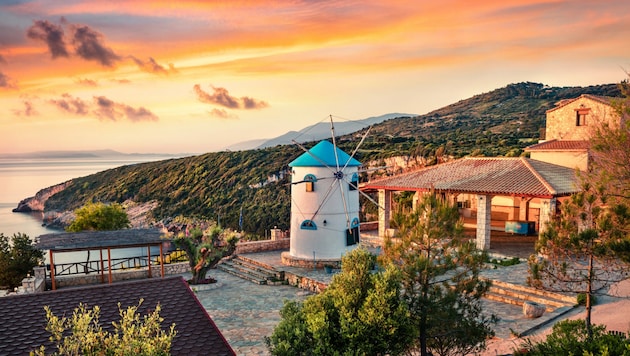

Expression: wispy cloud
xmin=48 ymin=93 xmax=158 ymax=122
xmin=26 ymin=20 xmax=69 ymax=59
xmin=0 ymin=54 xmax=6 ymax=65
xmin=50 ymin=93 xmax=89 ymax=115
xmin=130 ymin=56 xmax=178 ymax=75
xmin=193 ymin=84 xmax=269 ymax=110
xmin=12 ymin=99 xmax=37 ymax=117
xmin=93 ymin=96 xmax=158 ymax=122
xmin=70 ymin=23 xmax=121 ymax=67
xmin=75 ymin=78 xmax=98 ymax=87
xmin=208 ymin=108 xmax=238 ymax=119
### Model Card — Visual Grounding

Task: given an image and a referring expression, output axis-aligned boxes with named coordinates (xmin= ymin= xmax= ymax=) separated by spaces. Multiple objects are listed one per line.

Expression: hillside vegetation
xmin=43 ymin=82 xmax=621 ymax=235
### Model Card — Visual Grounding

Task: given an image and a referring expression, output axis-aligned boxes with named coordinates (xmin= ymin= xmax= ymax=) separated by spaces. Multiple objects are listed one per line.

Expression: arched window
xmin=349 ymin=172 xmax=358 ymax=191
xmin=304 ymin=174 xmax=317 ymax=192
xmin=300 ymin=220 xmax=317 ymax=230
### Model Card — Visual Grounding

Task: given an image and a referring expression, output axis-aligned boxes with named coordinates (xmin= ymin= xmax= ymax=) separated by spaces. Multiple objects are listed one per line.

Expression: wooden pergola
xmin=36 ymin=229 xmax=166 ymax=290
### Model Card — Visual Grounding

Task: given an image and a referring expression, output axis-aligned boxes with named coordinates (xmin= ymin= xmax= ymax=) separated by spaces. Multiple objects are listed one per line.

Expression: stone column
xmin=378 ymin=189 xmax=391 ymax=238
xmin=538 ymin=197 xmax=556 ymax=235
xmin=476 ymin=194 xmax=492 ymax=250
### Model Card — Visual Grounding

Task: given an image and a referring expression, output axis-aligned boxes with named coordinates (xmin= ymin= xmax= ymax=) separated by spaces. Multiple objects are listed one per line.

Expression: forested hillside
xmin=42 ymin=82 xmax=622 ymax=235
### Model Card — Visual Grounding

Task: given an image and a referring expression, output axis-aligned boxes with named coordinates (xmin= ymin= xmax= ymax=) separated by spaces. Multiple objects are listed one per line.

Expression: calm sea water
xmin=0 ymin=156 xmax=180 ymax=264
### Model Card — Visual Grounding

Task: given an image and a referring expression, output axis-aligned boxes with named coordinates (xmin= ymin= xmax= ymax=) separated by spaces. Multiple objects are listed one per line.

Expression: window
xmin=349 ymin=173 xmax=358 ymax=191
xmin=575 ymin=108 xmax=590 ymax=126
xmin=304 ymin=174 xmax=317 ymax=192
xmin=300 ymin=220 xmax=317 ymax=230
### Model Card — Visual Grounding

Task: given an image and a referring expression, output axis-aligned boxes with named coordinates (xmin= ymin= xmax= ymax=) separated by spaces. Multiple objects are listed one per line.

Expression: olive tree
xmin=31 ymin=299 xmax=176 ymax=356
xmin=66 ymin=202 xmax=130 ymax=232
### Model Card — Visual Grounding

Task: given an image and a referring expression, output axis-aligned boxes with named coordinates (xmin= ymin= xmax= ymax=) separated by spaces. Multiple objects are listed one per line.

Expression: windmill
xmin=283 ymin=116 xmax=381 ymax=265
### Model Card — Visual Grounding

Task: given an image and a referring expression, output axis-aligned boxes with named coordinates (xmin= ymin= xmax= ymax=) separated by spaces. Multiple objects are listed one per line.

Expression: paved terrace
xmin=188 ymin=240 xmax=579 ymax=356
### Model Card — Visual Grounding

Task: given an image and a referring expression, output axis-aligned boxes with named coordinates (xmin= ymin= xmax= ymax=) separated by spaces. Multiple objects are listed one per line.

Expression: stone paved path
xmin=190 ymin=249 xmax=577 ymax=355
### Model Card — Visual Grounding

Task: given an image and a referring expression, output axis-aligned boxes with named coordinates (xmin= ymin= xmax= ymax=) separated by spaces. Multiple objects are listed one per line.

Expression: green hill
xmin=42 ymin=82 xmax=622 ymax=235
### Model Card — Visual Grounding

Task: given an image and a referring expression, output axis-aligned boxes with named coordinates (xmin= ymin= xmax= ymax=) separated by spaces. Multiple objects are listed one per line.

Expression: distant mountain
xmin=226 ymin=113 xmax=416 ymax=151
xmin=0 ymin=149 xmax=187 ymax=160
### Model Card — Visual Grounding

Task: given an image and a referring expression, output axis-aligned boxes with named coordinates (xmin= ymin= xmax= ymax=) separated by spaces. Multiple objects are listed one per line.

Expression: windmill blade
xmin=329 ymin=115 xmax=341 ymax=172
xmin=337 ymin=178 xmax=351 ymax=228
xmin=291 ymin=139 xmax=337 ymax=173
xmin=342 ymin=125 xmax=372 ymax=172
xmin=309 ymin=177 xmax=338 ymax=221
xmin=357 ymin=186 xmax=386 ymax=211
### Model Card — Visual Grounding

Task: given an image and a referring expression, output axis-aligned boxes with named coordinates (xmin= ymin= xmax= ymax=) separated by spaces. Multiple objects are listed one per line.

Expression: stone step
xmin=217 ymin=256 xmax=285 ymax=285
xmin=491 ymin=280 xmax=575 ymax=304
xmin=230 ymin=256 xmax=283 ymax=280
xmin=217 ymin=262 xmax=268 ymax=285
xmin=485 ymin=280 xmax=574 ymax=312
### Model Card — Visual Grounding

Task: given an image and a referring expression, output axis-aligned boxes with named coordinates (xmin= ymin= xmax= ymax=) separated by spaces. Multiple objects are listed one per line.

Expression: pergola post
xmin=100 ymin=249 xmax=105 ymax=284
xmin=49 ymin=250 xmax=56 ymax=290
xmin=476 ymin=194 xmax=492 ymax=250
xmin=378 ymin=189 xmax=391 ymax=238
xmin=160 ymin=243 xmax=165 ymax=278
xmin=147 ymin=246 xmax=152 ymax=278
xmin=107 ymin=248 xmax=112 ymax=284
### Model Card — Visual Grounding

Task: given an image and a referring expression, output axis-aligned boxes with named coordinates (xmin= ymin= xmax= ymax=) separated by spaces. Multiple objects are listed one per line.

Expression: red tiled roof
xmin=0 ymin=276 xmax=235 ymax=356
xmin=362 ymin=157 xmax=579 ymax=197
xmin=547 ymin=94 xmax=614 ymax=113
xmin=525 ymin=139 xmax=590 ymax=151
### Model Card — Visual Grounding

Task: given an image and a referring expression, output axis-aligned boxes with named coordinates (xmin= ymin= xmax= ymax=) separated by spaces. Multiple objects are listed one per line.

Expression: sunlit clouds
xmin=0 ymin=0 xmax=629 ymax=154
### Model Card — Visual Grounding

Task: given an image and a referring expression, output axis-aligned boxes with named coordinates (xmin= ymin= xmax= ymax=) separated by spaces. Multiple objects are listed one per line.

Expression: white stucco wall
xmin=290 ymin=165 xmax=360 ymax=259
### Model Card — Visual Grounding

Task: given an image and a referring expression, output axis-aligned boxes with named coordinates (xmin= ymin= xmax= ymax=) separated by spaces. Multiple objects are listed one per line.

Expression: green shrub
xmin=516 ymin=319 xmax=630 ymax=356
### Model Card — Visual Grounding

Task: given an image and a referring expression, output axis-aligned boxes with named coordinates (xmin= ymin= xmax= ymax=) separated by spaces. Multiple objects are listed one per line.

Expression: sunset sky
xmin=1 ymin=0 xmax=629 ymax=155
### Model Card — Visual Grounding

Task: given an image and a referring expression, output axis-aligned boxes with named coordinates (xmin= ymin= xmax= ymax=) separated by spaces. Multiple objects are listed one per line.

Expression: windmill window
xmin=304 ymin=174 xmax=317 ymax=192
xmin=349 ymin=173 xmax=358 ymax=191
xmin=301 ymin=220 xmax=317 ymax=230
xmin=575 ymin=108 xmax=590 ymax=126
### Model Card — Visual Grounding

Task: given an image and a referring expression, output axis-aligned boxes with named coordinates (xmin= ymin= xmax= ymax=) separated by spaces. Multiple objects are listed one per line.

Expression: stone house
xmin=362 ymin=94 xmax=622 ymax=250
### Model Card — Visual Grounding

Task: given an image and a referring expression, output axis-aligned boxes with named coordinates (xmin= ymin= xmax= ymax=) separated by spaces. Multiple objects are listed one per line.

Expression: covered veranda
xmin=361 ymin=157 xmax=580 ymax=250
xmin=36 ymin=228 xmax=166 ymax=290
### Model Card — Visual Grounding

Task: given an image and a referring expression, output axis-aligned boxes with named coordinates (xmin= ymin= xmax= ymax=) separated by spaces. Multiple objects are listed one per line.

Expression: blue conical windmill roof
xmin=289 ymin=140 xmax=361 ymax=167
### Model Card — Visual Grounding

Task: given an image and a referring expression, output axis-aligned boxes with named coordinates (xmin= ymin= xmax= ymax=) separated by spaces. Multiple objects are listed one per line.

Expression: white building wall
xmin=290 ymin=165 xmax=360 ymax=259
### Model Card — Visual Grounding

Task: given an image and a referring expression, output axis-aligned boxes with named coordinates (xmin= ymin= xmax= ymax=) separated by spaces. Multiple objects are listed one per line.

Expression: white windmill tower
xmin=282 ymin=117 xmax=376 ymax=268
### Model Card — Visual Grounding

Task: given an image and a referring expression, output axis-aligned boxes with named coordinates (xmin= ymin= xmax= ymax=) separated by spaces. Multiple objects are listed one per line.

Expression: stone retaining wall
xmin=235 ymin=238 xmax=290 ymax=254
xmin=284 ymin=271 xmax=327 ymax=294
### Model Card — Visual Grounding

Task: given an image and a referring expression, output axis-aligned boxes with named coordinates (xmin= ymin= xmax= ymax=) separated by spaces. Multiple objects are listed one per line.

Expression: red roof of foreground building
xmin=362 ymin=157 xmax=579 ymax=198
xmin=0 ymin=276 xmax=235 ymax=356
xmin=525 ymin=139 xmax=590 ymax=151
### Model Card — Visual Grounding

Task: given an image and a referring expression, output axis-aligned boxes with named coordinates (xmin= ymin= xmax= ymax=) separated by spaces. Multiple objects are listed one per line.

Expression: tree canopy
xmin=0 ymin=233 xmax=44 ymax=290
xmin=66 ymin=202 xmax=130 ymax=232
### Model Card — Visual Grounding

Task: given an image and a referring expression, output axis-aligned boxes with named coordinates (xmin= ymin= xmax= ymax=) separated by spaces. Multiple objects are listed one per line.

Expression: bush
xmin=516 ymin=319 xmax=630 ymax=356
xmin=577 ymin=293 xmax=597 ymax=306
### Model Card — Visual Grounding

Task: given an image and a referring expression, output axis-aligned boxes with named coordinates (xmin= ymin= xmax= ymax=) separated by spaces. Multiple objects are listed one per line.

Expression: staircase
xmin=218 ymin=256 xmax=284 ymax=285
xmin=485 ymin=279 xmax=575 ymax=312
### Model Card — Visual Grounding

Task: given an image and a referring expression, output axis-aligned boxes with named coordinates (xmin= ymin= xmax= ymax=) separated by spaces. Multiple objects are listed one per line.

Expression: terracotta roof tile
xmin=362 ymin=157 xmax=579 ymax=197
xmin=525 ymin=139 xmax=590 ymax=151
xmin=0 ymin=276 xmax=235 ymax=356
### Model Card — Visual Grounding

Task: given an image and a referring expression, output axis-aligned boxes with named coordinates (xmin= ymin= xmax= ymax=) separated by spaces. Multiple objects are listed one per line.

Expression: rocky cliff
xmin=12 ymin=181 xmax=73 ymax=213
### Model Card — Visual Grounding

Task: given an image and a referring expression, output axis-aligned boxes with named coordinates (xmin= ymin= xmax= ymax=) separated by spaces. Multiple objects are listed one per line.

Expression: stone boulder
xmin=523 ymin=301 xmax=546 ymax=318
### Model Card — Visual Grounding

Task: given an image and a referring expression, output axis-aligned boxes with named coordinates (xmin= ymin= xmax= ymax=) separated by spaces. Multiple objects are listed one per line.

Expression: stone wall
xmin=284 ymin=270 xmax=327 ymax=294
xmin=235 ymin=238 xmax=290 ymax=254
xmin=546 ymin=96 xmax=616 ymax=141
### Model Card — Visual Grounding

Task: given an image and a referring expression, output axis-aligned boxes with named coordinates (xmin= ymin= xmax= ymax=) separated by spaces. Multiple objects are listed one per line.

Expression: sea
xmin=0 ymin=155 xmax=183 ymax=265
